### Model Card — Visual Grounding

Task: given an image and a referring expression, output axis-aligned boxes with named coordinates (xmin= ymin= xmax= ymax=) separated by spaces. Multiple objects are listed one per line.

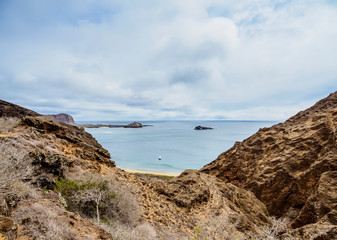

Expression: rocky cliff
xmin=44 ymin=113 xmax=75 ymax=124
xmin=201 ymin=91 xmax=337 ymax=237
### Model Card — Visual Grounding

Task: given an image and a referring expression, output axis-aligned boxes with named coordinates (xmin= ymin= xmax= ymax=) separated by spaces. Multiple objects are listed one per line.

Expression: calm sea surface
xmin=84 ymin=121 xmax=276 ymax=174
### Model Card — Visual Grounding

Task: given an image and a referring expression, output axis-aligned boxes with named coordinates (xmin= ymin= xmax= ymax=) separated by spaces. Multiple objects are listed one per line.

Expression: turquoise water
xmin=84 ymin=121 xmax=276 ymax=174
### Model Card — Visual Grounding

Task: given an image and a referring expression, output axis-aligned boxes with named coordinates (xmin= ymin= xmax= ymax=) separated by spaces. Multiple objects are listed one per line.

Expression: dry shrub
xmin=98 ymin=221 xmax=158 ymax=240
xmin=59 ymin=172 xmax=141 ymax=226
xmin=191 ymin=215 xmax=301 ymax=240
xmin=252 ymin=216 xmax=293 ymax=239
xmin=0 ymin=143 xmax=34 ymax=212
xmin=191 ymin=214 xmax=246 ymax=240
xmin=107 ymin=182 xmax=141 ymax=226
xmin=13 ymin=202 xmax=78 ymax=240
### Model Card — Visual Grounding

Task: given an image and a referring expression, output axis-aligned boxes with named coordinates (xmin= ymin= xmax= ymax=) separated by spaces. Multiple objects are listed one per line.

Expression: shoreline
xmin=123 ymin=168 xmax=181 ymax=177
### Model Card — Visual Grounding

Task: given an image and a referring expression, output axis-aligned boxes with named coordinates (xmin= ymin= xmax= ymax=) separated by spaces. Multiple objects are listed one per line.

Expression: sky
xmin=0 ymin=0 xmax=336 ymax=121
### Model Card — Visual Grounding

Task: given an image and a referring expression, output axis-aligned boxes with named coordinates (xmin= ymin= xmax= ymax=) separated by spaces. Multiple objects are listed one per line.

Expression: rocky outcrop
xmin=155 ymin=170 xmax=270 ymax=230
xmin=0 ymin=100 xmax=116 ymax=239
xmin=201 ymin=92 xmax=337 ymax=232
xmin=21 ymin=116 xmax=113 ymax=168
xmin=292 ymin=171 xmax=337 ymax=228
xmin=44 ymin=113 xmax=75 ymax=124
xmin=0 ymin=216 xmax=17 ymax=240
xmin=194 ymin=125 xmax=213 ymax=130
xmin=124 ymin=121 xmax=143 ymax=128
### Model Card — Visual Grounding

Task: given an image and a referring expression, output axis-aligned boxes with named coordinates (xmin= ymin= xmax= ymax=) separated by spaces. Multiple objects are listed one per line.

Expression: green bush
xmin=54 ymin=175 xmax=116 ymax=222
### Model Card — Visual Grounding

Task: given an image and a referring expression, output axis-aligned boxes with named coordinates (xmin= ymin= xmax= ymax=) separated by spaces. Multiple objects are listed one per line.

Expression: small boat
xmin=158 ymin=156 xmax=162 ymax=160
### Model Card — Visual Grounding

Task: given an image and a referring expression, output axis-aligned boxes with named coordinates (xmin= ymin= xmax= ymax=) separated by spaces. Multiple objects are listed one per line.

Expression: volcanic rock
xmin=0 ymin=215 xmax=17 ymax=240
xmin=201 ymin=91 xmax=337 ymax=231
xmin=124 ymin=121 xmax=143 ymax=128
xmin=0 ymin=100 xmax=39 ymax=118
xmin=156 ymin=170 xmax=270 ymax=229
xmin=44 ymin=113 xmax=75 ymax=124
xmin=194 ymin=125 xmax=213 ymax=130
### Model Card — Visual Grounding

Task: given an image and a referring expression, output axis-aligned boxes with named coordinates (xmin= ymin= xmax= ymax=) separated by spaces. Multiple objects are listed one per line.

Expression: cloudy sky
xmin=0 ymin=0 xmax=336 ymax=121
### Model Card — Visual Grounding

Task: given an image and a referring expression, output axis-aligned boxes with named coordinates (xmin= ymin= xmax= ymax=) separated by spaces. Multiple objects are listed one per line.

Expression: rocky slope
xmin=201 ymin=91 xmax=337 ymax=237
xmin=0 ymin=100 xmax=274 ymax=239
xmin=0 ymin=100 xmax=39 ymax=118
xmin=1 ymin=92 xmax=337 ymax=239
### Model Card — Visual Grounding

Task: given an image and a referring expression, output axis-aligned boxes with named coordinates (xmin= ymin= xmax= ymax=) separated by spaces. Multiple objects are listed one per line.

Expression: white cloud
xmin=0 ymin=0 xmax=336 ymax=121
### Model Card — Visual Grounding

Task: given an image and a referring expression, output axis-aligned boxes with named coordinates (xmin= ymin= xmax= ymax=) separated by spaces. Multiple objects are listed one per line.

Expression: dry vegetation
xmin=13 ymin=202 xmax=78 ymax=240
xmin=55 ymin=172 xmax=141 ymax=226
xmin=191 ymin=215 xmax=301 ymax=240
xmin=0 ymin=117 xmax=20 ymax=134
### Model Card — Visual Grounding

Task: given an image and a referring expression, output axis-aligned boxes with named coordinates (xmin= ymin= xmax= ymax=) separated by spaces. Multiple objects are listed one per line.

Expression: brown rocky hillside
xmin=0 ymin=100 xmax=273 ymax=239
xmin=1 ymin=93 xmax=337 ymax=239
xmin=201 ymin=91 xmax=337 ymax=237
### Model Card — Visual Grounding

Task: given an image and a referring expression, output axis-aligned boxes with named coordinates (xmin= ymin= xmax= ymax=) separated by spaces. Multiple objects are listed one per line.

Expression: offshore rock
xmin=124 ymin=121 xmax=143 ymax=128
xmin=194 ymin=125 xmax=213 ymax=130
xmin=201 ymin=91 xmax=337 ymax=231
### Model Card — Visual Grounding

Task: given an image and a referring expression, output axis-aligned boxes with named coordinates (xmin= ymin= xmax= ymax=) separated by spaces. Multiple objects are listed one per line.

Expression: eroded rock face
xmin=156 ymin=170 xmax=270 ymax=231
xmin=22 ymin=116 xmax=114 ymax=168
xmin=292 ymin=171 xmax=337 ymax=228
xmin=200 ymin=92 xmax=337 ymax=230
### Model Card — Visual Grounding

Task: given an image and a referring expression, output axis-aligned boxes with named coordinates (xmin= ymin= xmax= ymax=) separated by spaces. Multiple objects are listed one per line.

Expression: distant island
xmin=44 ymin=113 xmax=75 ymax=124
xmin=80 ymin=121 xmax=152 ymax=128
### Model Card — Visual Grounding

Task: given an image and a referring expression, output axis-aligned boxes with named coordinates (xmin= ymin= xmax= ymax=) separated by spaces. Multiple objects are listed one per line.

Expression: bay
xmin=84 ymin=121 xmax=276 ymax=174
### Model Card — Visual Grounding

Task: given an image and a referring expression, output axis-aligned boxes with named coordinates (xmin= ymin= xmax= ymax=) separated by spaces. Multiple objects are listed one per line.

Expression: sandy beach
xmin=124 ymin=168 xmax=181 ymax=177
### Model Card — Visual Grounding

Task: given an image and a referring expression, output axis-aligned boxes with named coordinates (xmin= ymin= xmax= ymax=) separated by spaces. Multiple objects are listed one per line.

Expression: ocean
xmin=84 ymin=121 xmax=276 ymax=174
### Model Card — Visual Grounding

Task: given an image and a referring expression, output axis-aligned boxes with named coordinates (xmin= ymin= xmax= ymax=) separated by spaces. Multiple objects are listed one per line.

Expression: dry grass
xmin=0 ymin=143 xmax=34 ymax=211
xmin=97 ymin=221 xmax=158 ymax=240
xmin=191 ymin=215 xmax=301 ymax=240
xmin=13 ymin=202 xmax=78 ymax=240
